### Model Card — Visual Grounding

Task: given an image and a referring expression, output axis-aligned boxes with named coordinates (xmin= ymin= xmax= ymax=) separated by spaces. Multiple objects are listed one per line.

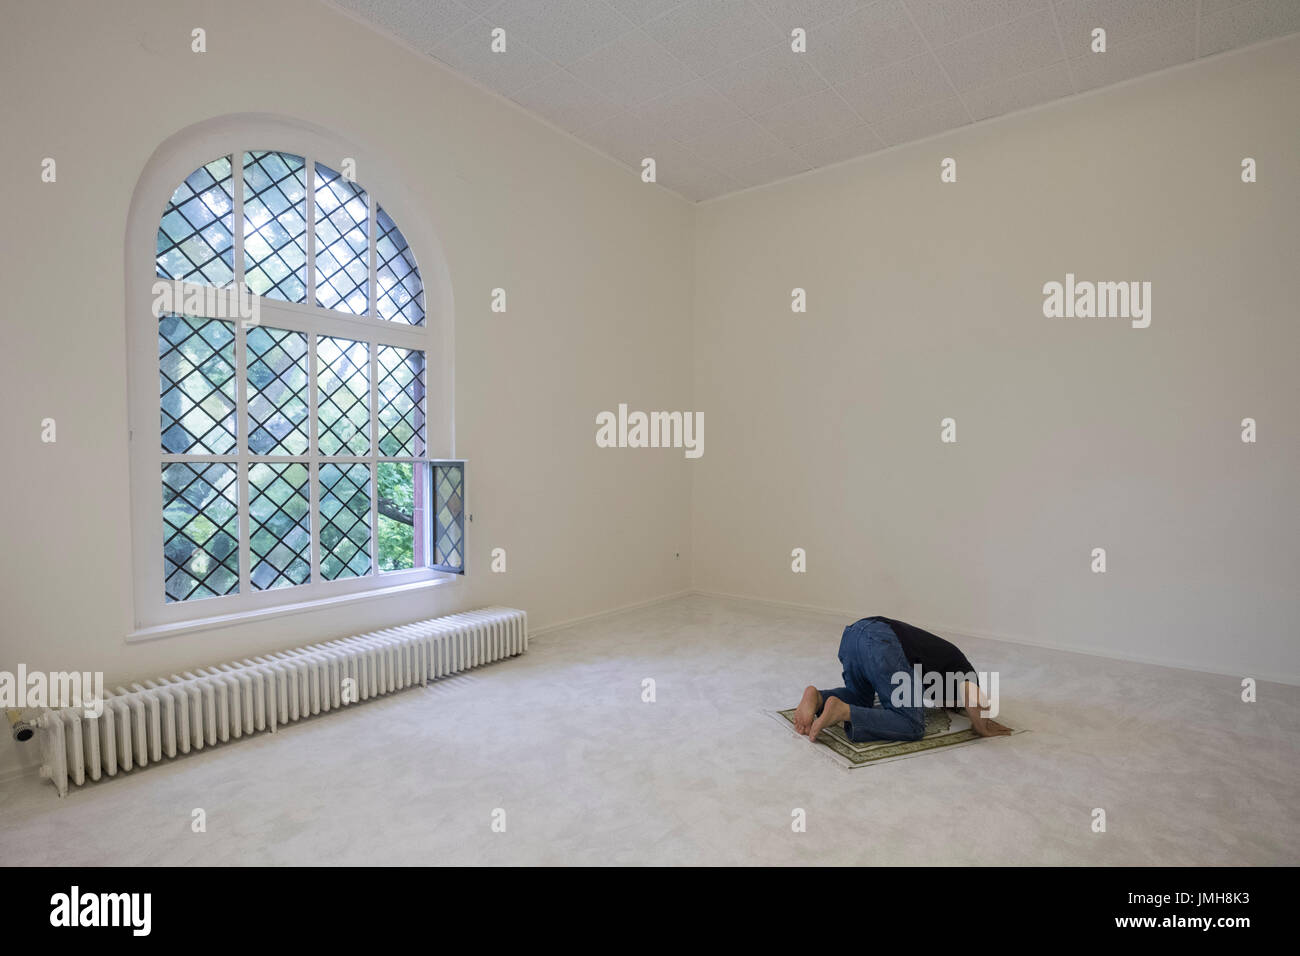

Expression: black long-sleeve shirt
xmin=871 ymin=616 xmax=977 ymax=707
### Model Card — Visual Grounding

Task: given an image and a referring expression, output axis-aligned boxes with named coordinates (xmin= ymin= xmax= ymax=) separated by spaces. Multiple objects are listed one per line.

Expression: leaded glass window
xmin=243 ymin=151 xmax=307 ymax=304
xmin=375 ymin=206 xmax=425 ymax=325
xmin=316 ymin=335 xmax=370 ymax=456
xmin=246 ymin=326 xmax=309 ymax=456
xmin=314 ymin=163 xmax=369 ymax=315
xmin=159 ymin=314 xmax=237 ymax=456
xmin=319 ymin=462 xmax=372 ymax=580
xmin=249 ymin=461 xmax=311 ymax=590
xmin=157 ymin=158 xmax=234 ymax=287
xmin=162 ymin=462 xmax=239 ymax=602
xmin=377 ymin=346 xmax=425 ymax=457
xmin=150 ymin=147 xmax=462 ymax=614
xmin=432 ymin=462 xmax=465 ymax=572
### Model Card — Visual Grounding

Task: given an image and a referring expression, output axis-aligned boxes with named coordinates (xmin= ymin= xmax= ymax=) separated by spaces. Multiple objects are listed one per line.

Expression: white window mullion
xmin=366 ymin=192 xmax=379 ymax=574
xmin=235 ymin=325 xmax=250 ymax=600
xmin=250 ymin=300 xmax=425 ymax=348
xmin=306 ymin=155 xmax=317 ymax=309
xmin=368 ymin=332 xmax=379 ymax=576
xmin=368 ymin=186 xmax=377 ymax=318
xmin=232 ymin=149 xmax=245 ymax=287
xmin=422 ymin=457 xmax=432 ymax=569
xmin=308 ymin=332 xmax=322 ymax=585
xmin=419 ymin=346 xmax=429 ymax=565
xmin=417 ymin=344 xmax=429 ymax=569
xmin=232 ymin=148 xmax=250 ymax=601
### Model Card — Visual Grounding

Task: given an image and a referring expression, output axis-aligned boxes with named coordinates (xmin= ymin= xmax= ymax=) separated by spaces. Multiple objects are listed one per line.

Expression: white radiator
xmin=34 ymin=607 xmax=527 ymax=796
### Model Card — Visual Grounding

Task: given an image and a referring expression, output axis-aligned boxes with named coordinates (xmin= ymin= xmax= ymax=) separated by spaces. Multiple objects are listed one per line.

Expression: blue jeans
xmin=818 ymin=619 xmax=925 ymax=742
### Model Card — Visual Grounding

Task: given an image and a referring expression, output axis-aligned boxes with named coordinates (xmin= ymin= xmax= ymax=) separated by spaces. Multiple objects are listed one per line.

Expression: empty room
xmin=1 ymin=0 xmax=1296 ymax=907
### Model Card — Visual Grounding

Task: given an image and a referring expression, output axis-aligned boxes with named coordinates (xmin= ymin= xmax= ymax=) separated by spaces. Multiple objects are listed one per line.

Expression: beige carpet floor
xmin=0 ymin=593 xmax=1296 ymax=865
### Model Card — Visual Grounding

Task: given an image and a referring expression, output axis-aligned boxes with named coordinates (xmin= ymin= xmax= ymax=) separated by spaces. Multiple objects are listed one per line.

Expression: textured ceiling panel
xmin=326 ymin=0 xmax=1300 ymax=201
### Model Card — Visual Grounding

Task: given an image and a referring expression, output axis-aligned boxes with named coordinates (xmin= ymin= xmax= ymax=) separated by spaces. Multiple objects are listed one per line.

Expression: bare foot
xmin=808 ymin=695 xmax=850 ymax=743
xmin=793 ymin=685 xmax=821 ymax=734
xmin=972 ymin=716 xmax=1014 ymax=737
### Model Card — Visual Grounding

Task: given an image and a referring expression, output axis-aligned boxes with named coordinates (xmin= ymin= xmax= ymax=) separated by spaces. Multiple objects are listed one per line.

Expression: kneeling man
xmin=793 ymin=616 xmax=1012 ymax=743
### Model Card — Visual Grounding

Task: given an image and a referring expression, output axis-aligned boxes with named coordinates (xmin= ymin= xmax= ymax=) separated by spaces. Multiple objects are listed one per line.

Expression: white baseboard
xmin=528 ymin=589 xmax=695 ymax=639
xmin=687 ymin=588 xmax=1300 ymax=687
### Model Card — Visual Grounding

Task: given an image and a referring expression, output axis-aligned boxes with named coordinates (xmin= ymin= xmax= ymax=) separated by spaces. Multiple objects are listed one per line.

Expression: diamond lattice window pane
xmin=159 ymin=314 xmax=237 ymax=455
xmin=247 ymin=326 xmax=309 ymax=455
xmin=249 ymin=461 xmax=311 ymax=591
xmin=319 ymin=462 xmax=372 ymax=580
xmin=244 ymin=151 xmax=307 ymax=303
xmin=316 ymin=336 xmax=370 ymax=456
xmin=433 ymin=462 xmax=464 ymax=572
xmin=314 ymin=163 xmax=369 ymax=315
xmin=163 ymin=462 xmax=239 ymax=602
xmin=375 ymin=205 xmax=425 ymax=325
xmin=157 ymin=156 xmax=235 ymax=287
xmin=376 ymin=346 xmax=425 ymax=457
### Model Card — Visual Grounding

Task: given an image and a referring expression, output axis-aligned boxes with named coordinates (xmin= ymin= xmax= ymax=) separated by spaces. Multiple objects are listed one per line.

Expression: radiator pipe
xmin=7 ymin=708 xmax=35 ymax=742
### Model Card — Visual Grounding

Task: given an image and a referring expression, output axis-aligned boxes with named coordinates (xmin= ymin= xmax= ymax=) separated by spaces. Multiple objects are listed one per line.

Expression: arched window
xmin=128 ymin=120 xmax=461 ymax=636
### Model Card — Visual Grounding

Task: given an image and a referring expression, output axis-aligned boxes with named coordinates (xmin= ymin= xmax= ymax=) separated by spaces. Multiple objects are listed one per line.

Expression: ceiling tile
xmin=750 ymin=0 xmax=874 ymax=29
xmin=334 ymin=0 xmax=1299 ymax=202
xmin=805 ymin=0 xmax=929 ymax=85
xmin=903 ymin=0 xmax=1048 ymax=48
xmin=604 ymin=0 xmax=689 ymax=27
xmin=328 ymin=0 xmax=476 ymax=48
xmin=723 ymin=146 xmax=813 ymax=188
xmin=793 ymin=124 xmax=885 ymax=165
xmin=580 ymin=110 xmax=675 ymax=167
xmin=703 ymin=41 xmax=828 ymax=114
xmin=432 ymin=17 xmax=558 ymax=95
xmin=567 ymin=30 xmax=695 ymax=109
xmin=961 ymin=60 xmax=1075 ymax=120
xmin=871 ymin=96 xmax=971 ymax=145
xmin=510 ymin=69 xmax=623 ymax=134
xmin=1052 ymin=0 xmax=1198 ymax=56
xmin=1069 ymin=21 xmax=1196 ymax=91
xmin=1197 ymin=0 xmax=1300 ymax=56
xmin=834 ymin=52 xmax=955 ymax=123
xmin=488 ymin=0 xmax=636 ymax=66
xmin=755 ymin=88 xmax=862 ymax=148
xmin=933 ymin=6 xmax=1064 ymax=90
xmin=637 ymin=78 xmax=748 ymax=143
xmin=677 ymin=116 xmax=790 ymax=166
xmin=641 ymin=0 xmax=788 ymax=75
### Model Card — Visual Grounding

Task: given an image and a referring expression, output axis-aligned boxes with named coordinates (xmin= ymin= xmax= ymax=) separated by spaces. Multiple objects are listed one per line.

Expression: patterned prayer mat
xmin=770 ymin=705 xmax=1024 ymax=768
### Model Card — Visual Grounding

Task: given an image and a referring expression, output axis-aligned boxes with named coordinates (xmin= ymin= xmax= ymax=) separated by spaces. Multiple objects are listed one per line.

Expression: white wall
xmin=691 ymin=36 xmax=1300 ymax=683
xmin=0 ymin=0 xmax=694 ymax=776
xmin=2 ymin=1 xmax=1295 ymax=783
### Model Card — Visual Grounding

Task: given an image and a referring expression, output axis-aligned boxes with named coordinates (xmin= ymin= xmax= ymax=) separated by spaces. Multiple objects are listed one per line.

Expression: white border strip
xmin=692 ymin=589 xmax=1300 ymax=687
xmin=527 ymin=589 xmax=694 ymax=640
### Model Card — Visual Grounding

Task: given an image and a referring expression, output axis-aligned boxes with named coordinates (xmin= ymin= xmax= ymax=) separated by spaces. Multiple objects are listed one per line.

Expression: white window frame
xmin=125 ymin=116 xmax=458 ymax=638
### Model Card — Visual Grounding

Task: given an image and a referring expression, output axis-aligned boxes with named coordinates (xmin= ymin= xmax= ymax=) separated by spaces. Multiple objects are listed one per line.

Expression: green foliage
xmin=377 ymin=462 xmax=414 ymax=571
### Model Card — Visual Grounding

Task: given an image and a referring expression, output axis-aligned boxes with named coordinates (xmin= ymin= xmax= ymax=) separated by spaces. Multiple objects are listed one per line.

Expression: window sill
xmin=126 ymin=574 xmax=462 ymax=644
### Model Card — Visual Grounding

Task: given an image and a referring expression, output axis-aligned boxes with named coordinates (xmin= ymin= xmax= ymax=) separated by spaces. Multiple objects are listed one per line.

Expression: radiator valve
xmin=7 ymin=708 xmax=35 ymax=742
